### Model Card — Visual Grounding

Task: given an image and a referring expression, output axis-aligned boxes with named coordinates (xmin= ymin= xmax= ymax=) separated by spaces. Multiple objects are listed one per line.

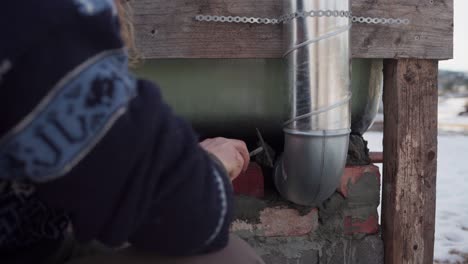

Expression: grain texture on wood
xmin=382 ymin=59 xmax=438 ymax=264
xmin=130 ymin=0 xmax=453 ymax=59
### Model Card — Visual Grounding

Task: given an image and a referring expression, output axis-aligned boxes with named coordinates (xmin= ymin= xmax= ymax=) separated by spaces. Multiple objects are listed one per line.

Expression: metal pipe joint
xmin=274 ymin=0 xmax=351 ymax=206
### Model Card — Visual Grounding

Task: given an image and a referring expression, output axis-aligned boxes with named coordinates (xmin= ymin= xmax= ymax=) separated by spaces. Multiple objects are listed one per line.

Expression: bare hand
xmin=200 ymin=137 xmax=250 ymax=181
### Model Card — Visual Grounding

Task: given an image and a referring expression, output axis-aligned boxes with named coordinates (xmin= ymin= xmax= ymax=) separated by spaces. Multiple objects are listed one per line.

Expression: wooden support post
xmin=382 ymin=59 xmax=438 ymax=264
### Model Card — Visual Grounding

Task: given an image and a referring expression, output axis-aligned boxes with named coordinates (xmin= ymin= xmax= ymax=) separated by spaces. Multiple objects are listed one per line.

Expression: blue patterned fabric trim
xmin=73 ymin=0 xmax=117 ymax=16
xmin=0 ymin=49 xmax=137 ymax=182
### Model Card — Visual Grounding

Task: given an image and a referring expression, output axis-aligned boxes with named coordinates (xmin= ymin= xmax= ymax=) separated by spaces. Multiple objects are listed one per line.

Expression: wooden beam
xmin=382 ymin=59 xmax=438 ymax=264
xmin=131 ymin=0 xmax=453 ymax=59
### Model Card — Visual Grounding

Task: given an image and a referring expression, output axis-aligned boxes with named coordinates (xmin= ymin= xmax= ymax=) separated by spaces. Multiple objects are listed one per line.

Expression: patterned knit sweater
xmin=0 ymin=0 xmax=233 ymax=261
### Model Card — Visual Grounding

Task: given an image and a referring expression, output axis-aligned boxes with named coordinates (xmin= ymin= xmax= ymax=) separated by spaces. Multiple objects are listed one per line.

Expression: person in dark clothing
xmin=0 ymin=0 xmax=264 ymax=263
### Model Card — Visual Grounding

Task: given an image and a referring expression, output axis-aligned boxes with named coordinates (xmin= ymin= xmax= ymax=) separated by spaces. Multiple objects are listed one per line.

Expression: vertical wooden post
xmin=382 ymin=59 xmax=438 ymax=264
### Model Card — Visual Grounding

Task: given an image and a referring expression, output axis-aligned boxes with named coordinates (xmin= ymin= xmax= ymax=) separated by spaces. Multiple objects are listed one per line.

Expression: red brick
xmin=338 ymin=165 xmax=380 ymax=198
xmin=338 ymin=165 xmax=381 ymax=236
xmin=232 ymin=162 xmax=264 ymax=198
xmin=231 ymin=207 xmax=319 ymax=237
xmin=344 ymin=214 xmax=379 ymax=235
xmin=259 ymin=208 xmax=318 ymax=237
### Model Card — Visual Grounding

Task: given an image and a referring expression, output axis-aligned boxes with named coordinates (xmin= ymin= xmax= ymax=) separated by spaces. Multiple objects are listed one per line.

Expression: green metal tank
xmin=134 ymin=59 xmax=382 ymax=149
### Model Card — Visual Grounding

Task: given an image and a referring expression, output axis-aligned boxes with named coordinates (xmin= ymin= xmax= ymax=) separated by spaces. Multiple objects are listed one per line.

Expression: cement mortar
xmin=233 ymin=164 xmax=382 ymax=263
xmin=235 ymin=195 xmax=268 ymax=223
xmin=237 ymin=228 xmax=383 ymax=264
xmin=347 ymin=134 xmax=371 ymax=166
xmin=318 ymin=194 xmax=347 ymax=238
xmin=345 ymin=172 xmax=380 ymax=221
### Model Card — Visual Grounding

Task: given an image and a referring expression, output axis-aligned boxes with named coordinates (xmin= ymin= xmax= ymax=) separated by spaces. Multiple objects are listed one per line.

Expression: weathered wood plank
xmin=382 ymin=59 xmax=438 ymax=264
xmin=130 ymin=0 xmax=453 ymax=59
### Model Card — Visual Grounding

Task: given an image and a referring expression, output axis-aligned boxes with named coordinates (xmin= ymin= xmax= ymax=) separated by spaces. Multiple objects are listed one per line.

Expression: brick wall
xmin=231 ymin=164 xmax=383 ymax=264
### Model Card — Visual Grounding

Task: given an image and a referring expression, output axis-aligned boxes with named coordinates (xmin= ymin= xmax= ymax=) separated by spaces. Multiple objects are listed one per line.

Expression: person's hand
xmin=200 ymin=137 xmax=250 ymax=181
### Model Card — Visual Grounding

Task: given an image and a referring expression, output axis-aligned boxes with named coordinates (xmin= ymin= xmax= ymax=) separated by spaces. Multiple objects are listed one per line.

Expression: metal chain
xmin=195 ymin=10 xmax=410 ymax=25
xmin=351 ymin=16 xmax=410 ymax=25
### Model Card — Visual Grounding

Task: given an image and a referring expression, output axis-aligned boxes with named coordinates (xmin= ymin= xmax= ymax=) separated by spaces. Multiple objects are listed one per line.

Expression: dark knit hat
xmin=0 ymin=0 xmax=135 ymax=182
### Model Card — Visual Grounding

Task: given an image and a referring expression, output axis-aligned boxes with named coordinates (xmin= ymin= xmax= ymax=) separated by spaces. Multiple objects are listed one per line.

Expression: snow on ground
xmin=373 ymin=97 xmax=468 ymax=134
xmin=439 ymin=97 xmax=467 ymax=120
xmin=439 ymin=97 xmax=468 ymax=134
xmin=364 ymin=131 xmax=468 ymax=263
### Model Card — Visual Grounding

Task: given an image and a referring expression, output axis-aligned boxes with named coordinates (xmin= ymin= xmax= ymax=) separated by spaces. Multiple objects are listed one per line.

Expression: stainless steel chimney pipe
xmin=274 ymin=0 xmax=351 ymax=206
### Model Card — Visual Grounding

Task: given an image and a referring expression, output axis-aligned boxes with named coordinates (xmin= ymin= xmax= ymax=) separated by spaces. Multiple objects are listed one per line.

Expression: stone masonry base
xmin=231 ymin=164 xmax=383 ymax=264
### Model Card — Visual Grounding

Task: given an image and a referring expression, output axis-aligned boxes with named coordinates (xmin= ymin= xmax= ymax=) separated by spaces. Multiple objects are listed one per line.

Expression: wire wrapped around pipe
xmin=283 ymin=22 xmax=352 ymax=129
xmin=283 ymin=92 xmax=352 ymax=127
xmin=283 ymin=24 xmax=352 ymax=57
